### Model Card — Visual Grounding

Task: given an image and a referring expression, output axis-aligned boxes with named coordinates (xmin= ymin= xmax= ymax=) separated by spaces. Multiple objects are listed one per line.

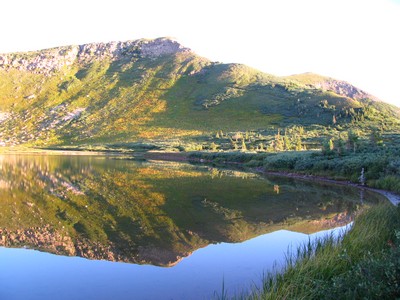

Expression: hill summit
xmin=0 ymin=37 xmax=398 ymax=148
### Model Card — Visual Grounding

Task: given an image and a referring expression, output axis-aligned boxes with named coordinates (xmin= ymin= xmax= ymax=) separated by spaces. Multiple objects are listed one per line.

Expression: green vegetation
xmin=0 ymin=38 xmax=399 ymax=150
xmin=189 ymin=126 xmax=400 ymax=193
xmin=247 ymin=203 xmax=400 ymax=299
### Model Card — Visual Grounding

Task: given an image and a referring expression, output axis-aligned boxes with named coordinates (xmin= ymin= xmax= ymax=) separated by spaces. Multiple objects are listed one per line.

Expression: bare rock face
xmin=76 ymin=40 xmax=140 ymax=63
xmin=0 ymin=37 xmax=191 ymax=75
xmin=140 ymin=38 xmax=191 ymax=58
xmin=0 ymin=46 xmax=79 ymax=75
xmin=312 ymin=79 xmax=377 ymax=101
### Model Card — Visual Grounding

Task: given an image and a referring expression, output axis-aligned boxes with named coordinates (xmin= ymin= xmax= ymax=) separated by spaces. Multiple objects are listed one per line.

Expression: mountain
xmin=0 ymin=37 xmax=399 ymax=148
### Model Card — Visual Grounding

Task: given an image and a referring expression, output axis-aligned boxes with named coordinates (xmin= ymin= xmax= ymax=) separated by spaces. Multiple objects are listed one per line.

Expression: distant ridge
xmin=287 ymin=72 xmax=380 ymax=102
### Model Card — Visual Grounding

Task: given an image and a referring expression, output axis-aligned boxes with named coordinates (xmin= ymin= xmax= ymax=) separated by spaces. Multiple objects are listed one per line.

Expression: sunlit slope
xmin=0 ymin=38 xmax=398 ymax=147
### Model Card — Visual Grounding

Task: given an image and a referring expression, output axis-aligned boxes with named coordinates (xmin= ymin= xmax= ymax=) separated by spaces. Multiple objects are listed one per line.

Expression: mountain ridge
xmin=0 ymin=37 xmax=398 ymax=148
xmin=0 ymin=37 xmax=191 ymax=75
xmin=0 ymin=38 xmax=380 ymax=105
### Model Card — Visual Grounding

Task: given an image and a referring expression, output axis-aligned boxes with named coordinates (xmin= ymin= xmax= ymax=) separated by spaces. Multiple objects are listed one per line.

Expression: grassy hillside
xmin=0 ymin=38 xmax=399 ymax=149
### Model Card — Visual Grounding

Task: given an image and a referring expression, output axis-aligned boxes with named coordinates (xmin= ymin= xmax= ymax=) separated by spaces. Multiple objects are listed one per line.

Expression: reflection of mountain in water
xmin=0 ymin=155 xmax=384 ymax=266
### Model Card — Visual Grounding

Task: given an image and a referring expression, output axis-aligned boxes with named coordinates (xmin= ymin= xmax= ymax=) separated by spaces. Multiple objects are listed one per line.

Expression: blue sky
xmin=1 ymin=0 xmax=399 ymax=106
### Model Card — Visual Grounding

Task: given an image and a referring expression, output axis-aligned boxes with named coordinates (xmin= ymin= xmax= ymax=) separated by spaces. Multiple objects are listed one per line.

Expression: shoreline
xmin=2 ymin=148 xmax=400 ymax=206
xmin=258 ymin=170 xmax=400 ymax=206
xmin=145 ymin=151 xmax=400 ymax=206
xmin=0 ymin=147 xmax=128 ymax=156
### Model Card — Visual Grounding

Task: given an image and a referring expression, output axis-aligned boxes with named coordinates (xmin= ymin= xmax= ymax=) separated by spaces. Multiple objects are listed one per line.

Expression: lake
xmin=0 ymin=154 xmax=385 ymax=299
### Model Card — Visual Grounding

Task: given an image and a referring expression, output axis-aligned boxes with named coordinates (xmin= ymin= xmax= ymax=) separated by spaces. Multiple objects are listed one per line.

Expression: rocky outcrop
xmin=312 ymin=79 xmax=377 ymax=101
xmin=0 ymin=46 xmax=79 ymax=75
xmin=0 ymin=37 xmax=191 ymax=75
xmin=140 ymin=38 xmax=191 ymax=58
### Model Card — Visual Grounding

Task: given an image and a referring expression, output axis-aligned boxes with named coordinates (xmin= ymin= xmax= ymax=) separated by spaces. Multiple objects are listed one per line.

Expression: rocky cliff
xmin=0 ymin=37 xmax=191 ymax=75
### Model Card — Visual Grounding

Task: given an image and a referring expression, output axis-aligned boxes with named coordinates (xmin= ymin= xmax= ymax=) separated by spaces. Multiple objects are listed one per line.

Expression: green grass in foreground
xmin=244 ymin=203 xmax=400 ymax=299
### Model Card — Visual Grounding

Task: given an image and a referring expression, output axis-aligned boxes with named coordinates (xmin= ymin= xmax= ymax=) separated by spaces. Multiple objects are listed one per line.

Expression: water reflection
xmin=0 ymin=154 xmax=384 ymax=266
xmin=0 ymin=227 xmax=349 ymax=300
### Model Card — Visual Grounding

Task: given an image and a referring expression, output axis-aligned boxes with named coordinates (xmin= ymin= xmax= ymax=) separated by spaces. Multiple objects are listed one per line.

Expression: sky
xmin=1 ymin=0 xmax=399 ymax=106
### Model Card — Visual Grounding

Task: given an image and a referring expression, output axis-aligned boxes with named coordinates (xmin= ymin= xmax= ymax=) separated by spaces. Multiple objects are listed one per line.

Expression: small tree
xmin=274 ymin=130 xmax=284 ymax=151
xmin=369 ymin=128 xmax=383 ymax=146
xmin=329 ymin=138 xmax=334 ymax=151
xmin=322 ymin=138 xmax=334 ymax=155
xmin=267 ymin=141 xmax=275 ymax=152
xmin=294 ymin=135 xmax=303 ymax=151
xmin=284 ymin=135 xmax=292 ymax=151
xmin=241 ymin=138 xmax=247 ymax=151
xmin=347 ymin=130 xmax=359 ymax=153
xmin=210 ymin=142 xmax=218 ymax=151
xmin=298 ymin=126 xmax=304 ymax=136
xmin=336 ymin=138 xmax=345 ymax=155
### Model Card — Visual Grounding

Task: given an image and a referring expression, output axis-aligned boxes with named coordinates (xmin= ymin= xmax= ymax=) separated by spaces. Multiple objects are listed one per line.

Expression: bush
xmin=373 ymin=176 xmax=400 ymax=193
xmin=316 ymin=245 xmax=400 ymax=299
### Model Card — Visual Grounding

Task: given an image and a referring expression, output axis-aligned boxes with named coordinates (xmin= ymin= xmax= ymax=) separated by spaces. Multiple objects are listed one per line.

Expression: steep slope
xmin=0 ymin=37 xmax=399 ymax=147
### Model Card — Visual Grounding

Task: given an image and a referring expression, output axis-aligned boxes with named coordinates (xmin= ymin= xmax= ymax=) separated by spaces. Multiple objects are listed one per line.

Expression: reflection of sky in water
xmin=0 ymin=225 xmax=350 ymax=300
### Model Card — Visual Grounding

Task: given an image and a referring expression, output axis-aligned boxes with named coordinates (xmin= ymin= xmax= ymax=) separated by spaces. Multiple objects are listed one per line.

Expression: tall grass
xmin=373 ymin=175 xmax=400 ymax=193
xmin=247 ymin=203 xmax=400 ymax=299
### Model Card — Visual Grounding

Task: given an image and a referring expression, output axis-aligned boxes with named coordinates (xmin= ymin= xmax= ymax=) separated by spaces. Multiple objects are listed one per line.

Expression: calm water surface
xmin=0 ymin=154 xmax=385 ymax=299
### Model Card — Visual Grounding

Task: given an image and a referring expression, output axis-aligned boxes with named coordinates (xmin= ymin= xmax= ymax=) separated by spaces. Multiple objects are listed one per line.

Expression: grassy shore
xmin=188 ymin=150 xmax=400 ymax=194
xmin=186 ymin=151 xmax=400 ymax=299
xmin=244 ymin=203 xmax=400 ymax=299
